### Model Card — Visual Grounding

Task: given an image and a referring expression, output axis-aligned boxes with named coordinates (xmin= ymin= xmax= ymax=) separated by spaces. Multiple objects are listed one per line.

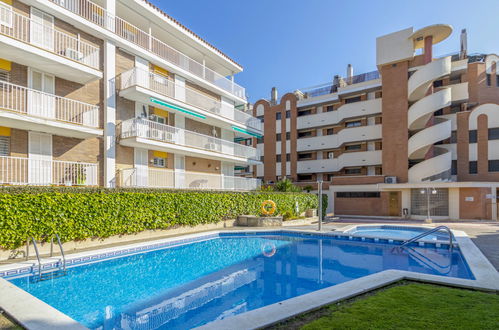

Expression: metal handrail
xmin=55 ymin=234 xmax=66 ymax=273
xmin=400 ymin=226 xmax=454 ymax=250
xmin=30 ymin=237 xmax=42 ymax=277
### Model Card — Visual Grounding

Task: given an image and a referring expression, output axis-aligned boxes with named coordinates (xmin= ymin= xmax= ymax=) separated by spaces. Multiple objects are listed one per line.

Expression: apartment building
xmin=254 ymin=24 xmax=499 ymax=220
xmin=0 ymin=0 xmax=262 ymax=190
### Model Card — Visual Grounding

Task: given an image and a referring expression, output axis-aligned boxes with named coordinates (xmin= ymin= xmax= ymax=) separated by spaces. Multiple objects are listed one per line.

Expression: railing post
xmin=317 ymin=180 xmax=323 ymax=231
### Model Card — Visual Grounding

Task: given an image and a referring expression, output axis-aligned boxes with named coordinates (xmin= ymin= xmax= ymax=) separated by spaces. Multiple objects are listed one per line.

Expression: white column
xmin=174 ymin=154 xmax=185 ymax=189
xmin=221 ymin=128 xmax=234 ymax=156
xmin=175 ymin=75 xmax=186 ymax=102
xmin=103 ymin=40 xmax=116 ymax=187
xmin=103 ymin=0 xmax=116 ymax=187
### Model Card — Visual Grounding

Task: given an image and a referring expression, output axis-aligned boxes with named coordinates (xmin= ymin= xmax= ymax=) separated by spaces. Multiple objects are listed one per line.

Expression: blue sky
xmin=152 ymin=0 xmax=499 ymax=102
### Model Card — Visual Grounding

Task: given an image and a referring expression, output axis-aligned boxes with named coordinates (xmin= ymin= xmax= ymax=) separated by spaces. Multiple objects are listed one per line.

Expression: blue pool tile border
xmin=0 ymin=230 xmax=460 ymax=279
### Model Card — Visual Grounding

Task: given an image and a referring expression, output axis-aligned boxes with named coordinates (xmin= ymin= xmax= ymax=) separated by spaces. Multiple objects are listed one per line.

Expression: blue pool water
xmin=9 ymin=232 xmax=473 ymax=329
xmin=347 ymin=225 xmax=451 ymax=241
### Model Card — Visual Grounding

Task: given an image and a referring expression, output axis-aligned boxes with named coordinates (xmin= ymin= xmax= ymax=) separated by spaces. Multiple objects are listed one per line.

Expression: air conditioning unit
xmin=64 ymin=48 xmax=83 ymax=61
xmin=384 ymin=176 xmax=397 ymax=184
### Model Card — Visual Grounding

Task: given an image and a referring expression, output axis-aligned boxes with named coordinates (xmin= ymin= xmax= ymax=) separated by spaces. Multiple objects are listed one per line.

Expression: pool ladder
xmin=28 ymin=234 xmax=67 ymax=281
xmin=400 ymin=226 xmax=454 ymax=250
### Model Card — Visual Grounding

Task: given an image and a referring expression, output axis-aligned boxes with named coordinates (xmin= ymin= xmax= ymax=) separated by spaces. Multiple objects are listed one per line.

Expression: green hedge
xmin=0 ymin=187 xmax=320 ymax=249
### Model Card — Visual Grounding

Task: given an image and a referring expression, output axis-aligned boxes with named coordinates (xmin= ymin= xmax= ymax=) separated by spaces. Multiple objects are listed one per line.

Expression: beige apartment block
xmin=0 ymin=0 xmax=262 ymax=191
xmin=254 ymin=25 xmax=499 ymax=220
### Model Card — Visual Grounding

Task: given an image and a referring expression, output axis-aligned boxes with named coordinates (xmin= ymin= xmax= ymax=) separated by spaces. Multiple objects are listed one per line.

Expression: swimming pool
xmin=345 ymin=225 xmax=451 ymax=241
xmin=8 ymin=232 xmax=473 ymax=329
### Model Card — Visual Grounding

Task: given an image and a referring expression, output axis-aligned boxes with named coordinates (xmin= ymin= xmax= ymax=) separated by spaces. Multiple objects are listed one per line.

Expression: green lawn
xmin=275 ymin=283 xmax=499 ymax=330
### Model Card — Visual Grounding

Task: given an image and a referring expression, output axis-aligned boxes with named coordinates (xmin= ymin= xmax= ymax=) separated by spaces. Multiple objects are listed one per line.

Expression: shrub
xmin=0 ymin=187 xmax=318 ymax=249
xmin=273 ymin=178 xmax=302 ymax=192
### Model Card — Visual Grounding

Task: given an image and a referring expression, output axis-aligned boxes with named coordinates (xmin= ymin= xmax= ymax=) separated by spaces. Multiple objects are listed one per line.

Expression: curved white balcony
xmin=408 ymin=119 xmax=451 ymax=159
xmin=119 ymin=167 xmax=260 ymax=191
xmin=297 ymin=125 xmax=381 ymax=152
xmin=408 ymin=150 xmax=452 ymax=182
xmin=407 ymin=57 xmax=453 ymax=183
xmin=46 ymin=0 xmax=245 ymax=101
xmin=297 ymin=99 xmax=381 ymax=130
xmin=0 ymin=156 xmax=98 ymax=186
xmin=119 ymin=68 xmax=262 ymax=135
xmin=119 ymin=118 xmax=260 ymax=164
xmin=297 ymin=150 xmax=381 ymax=173
xmin=408 ymin=88 xmax=451 ymax=130
xmin=0 ymin=81 xmax=101 ymax=138
xmin=0 ymin=7 xmax=101 ymax=83
xmin=408 ymin=57 xmax=451 ymax=102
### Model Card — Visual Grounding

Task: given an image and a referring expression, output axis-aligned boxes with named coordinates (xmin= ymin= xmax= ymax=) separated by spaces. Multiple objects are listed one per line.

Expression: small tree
xmin=274 ymin=178 xmax=302 ymax=192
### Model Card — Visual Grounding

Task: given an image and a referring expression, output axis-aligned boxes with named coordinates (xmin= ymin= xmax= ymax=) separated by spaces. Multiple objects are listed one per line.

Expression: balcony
xmin=119 ymin=167 xmax=260 ymax=191
xmin=0 ymin=156 xmax=98 ymax=186
xmin=297 ymin=150 xmax=382 ymax=173
xmin=119 ymin=68 xmax=262 ymax=134
xmin=118 ymin=118 xmax=260 ymax=164
xmin=0 ymin=7 xmax=101 ymax=83
xmin=47 ymin=0 xmax=245 ymax=100
xmin=0 ymin=81 xmax=102 ymax=138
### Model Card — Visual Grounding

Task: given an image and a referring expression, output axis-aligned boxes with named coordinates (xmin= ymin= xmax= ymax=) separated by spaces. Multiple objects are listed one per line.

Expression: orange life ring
xmin=262 ymin=243 xmax=276 ymax=257
xmin=261 ymin=200 xmax=277 ymax=216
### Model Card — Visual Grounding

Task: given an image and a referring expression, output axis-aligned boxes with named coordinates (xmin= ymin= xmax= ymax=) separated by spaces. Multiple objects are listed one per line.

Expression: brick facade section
xmin=381 ymin=61 xmax=408 ymax=183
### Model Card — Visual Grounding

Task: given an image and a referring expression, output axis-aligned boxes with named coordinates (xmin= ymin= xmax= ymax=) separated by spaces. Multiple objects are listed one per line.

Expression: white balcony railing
xmin=0 ymin=156 xmax=98 ymax=186
xmin=119 ymin=118 xmax=260 ymax=161
xmin=0 ymin=81 xmax=99 ymax=127
xmin=119 ymin=167 xmax=260 ymax=191
xmin=49 ymin=0 xmax=245 ymax=99
xmin=120 ymin=67 xmax=262 ymax=131
xmin=0 ymin=7 xmax=100 ymax=69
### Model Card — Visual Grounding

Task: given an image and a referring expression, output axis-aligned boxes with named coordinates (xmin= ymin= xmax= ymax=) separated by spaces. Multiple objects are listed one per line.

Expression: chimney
xmin=271 ymin=87 xmax=278 ymax=105
xmin=347 ymin=64 xmax=353 ymax=84
xmin=460 ymin=29 xmax=467 ymax=60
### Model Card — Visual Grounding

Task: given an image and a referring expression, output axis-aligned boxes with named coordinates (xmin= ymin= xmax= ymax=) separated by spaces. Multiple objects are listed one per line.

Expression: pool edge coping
xmin=0 ymin=227 xmax=497 ymax=330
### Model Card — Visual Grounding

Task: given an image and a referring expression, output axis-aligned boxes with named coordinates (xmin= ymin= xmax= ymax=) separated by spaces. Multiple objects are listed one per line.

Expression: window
xmin=285 ymin=132 xmax=290 ymax=139
xmin=286 ymin=153 xmax=291 ymax=161
xmin=450 ymin=131 xmax=457 ymax=143
xmin=489 ymin=128 xmax=499 ymax=140
xmin=257 ymin=115 xmax=264 ymax=123
xmin=469 ymin=130 xmax=477 ymax=143
xmin=344 ymin=96 xmax=361 ymax=104
xmin=346 ymin=120 xmax=362 ymax=128
xmin=496 ymin=75 xmax=499 ymax=87
xmin=326 ymin=128 xmax=334 ymax=135
xmin=434 ymin=109 xmax=443 ymax=116
xmin=337 ymin=192 xmax=380 ymax=198
xmin=298 ymin=153 xmax=312 ymax=160
xmin=469 ymin=161 xmax=477 ymax=174
xmin=345 ymin=168 xmax=362 ymax=175
xmin=152 ymin=157 xmax=166 ymax=168
xmin=150 ymin=114 xmax=166 ymax=124
xmin=450 ymin=105 xmax=461 ymax=113
xmin=326 ymin=105 xmax=335 ymax=112
xmin=276 ymin=112 xmax=282 ymax=120
xmin=256 ymin=137 xmax=264 ymax=144
xmin=297 ymin=109 xmax=312 ymax=117
xmin=285 ymin=110 xmax=291 ymax=118
xmin=486 ymin=74 xmax=492 ymax=87
xmin=298 ymin=130 xmax=313 ymax=138
xmin=260 ymin=156 xmax=264 ymax=161
xmin=0 ymin=3 xmax=12 ymax=28
xmin=276 ymin=155 xmax=281 ymax=162
xmin=489 ymin=160 xmax=499 ymax=172
xmin=0 ymin=136 xmax=9 ymax=156
xmin=433 ymin=80 xmax=443 ymax=87
xmin=451 ymin=160 xmax=457 ymax=175
xmin=327 ymin=151 xmax=334 ymax=159
xmin=276 ymin=133 xmax=281 ymax=141
xmin=297 ymin=174 xmax=313 ymax=181
xmin=345 ymin=144 xmax=362 ymax=151
xmin=325 ymin=173 xmax=334 ymax=181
